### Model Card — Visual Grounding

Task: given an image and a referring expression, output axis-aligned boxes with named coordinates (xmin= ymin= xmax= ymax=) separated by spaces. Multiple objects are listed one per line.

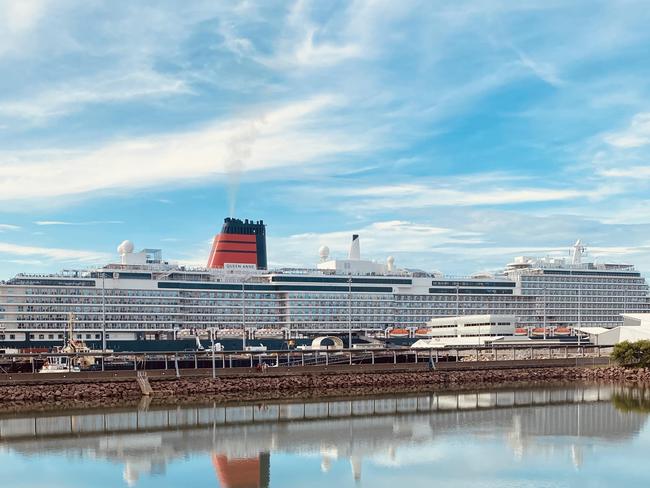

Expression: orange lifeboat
xmin=514 ymin=327 xmax=528 ymax=336
xmin=388 ymin=328 xmax=410 ymax=338
xmin=554 ymin=327 xmax=571 ymax=336
xmin=216 ymin=328 xmax=244 ymax=338
xmin=254 ymin=328 xmax=284 ymax=339
xmin=531 ymin=327 xmax=550 ymax=338
xmin=415 ymin=328 xmax=434 ymax=338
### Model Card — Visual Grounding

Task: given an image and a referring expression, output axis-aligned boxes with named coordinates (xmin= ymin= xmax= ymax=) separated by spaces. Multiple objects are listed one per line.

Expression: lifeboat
xmin=216 ymin=328 xmax=244 ymax=338
xmin=254 ymin=328 xmax=284 ymax=339
xmin=554 ymin=327 xmax=571 ymax=337
xmin=414 ymin=328 xmax=434 ymax=338
xmin=531 ymin=327 xmax=550 ymax=338
xmin=514 ymin=327 xmax=528 ymax=336
xmin=388 ymin=328 xmax=410 ymax=338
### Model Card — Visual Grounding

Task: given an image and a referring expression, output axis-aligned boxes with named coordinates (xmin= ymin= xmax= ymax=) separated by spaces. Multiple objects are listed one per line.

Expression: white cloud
xmin=604 ymin=112 xmax=650 ymax=148
xmin=0 ymin=94 xmax=368 ymax=203
xmin=0 ymin=69 xmax=189 ymax=122
xmin=0 ymin=0 xmax=57 ymax=59
xmin=0 ymin=242 xmax=110 ymax=262
xmin=598 ymin=166 xmax=650 ymax=179
xmin=0 ymin=224 xmax=20 ymax=231
xmin=308 ymin=177 xmax=619 ymax=212
xmin=268 ymin=220 xmax=484 ymax=268
xmin=34 ymin=220 xmax=124 ymax=226
xmin=514 ymin=48 xmax=564 ymax=87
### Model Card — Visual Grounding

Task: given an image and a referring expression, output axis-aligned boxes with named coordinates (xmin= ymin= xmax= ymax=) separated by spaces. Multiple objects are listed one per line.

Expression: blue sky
xmin=1 ymin=0 xmax=650 ymax=278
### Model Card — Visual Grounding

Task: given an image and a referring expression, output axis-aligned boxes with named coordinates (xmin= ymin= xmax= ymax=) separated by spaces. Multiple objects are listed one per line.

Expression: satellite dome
xmin=319 ymin=245 xmax=330 ymax=261
xmin=471 ymin=271 xmax=494 ymax=279
xmin=386 ymin=256 xmax=395 ymax=271
xmin=118 ymin=240 xmax=134 ymax=255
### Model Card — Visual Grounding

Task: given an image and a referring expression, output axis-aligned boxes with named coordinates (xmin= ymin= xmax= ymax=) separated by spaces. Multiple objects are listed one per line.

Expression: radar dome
xmin=386 ymin=256 xmax=395 ymax=271
xmin=118 ymin=240 xmax=134 ymax=255
xmin=471 ymin=271 xmax=494 ymax=279
xmin=319 ymin=245 xmax=330 ymax=261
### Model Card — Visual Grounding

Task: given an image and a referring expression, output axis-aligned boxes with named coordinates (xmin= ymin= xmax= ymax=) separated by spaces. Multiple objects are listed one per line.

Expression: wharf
xmin=0 ymin=344 xmax=611 ymax=386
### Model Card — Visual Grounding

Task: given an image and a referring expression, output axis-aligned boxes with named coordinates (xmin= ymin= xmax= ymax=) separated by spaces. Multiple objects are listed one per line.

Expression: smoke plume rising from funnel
xmin=225 ymin=120 xmax=261 ymax=216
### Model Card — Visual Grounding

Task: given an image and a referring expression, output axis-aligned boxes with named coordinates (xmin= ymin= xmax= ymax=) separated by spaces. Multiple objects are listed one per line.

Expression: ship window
xmin=0 ymin=335 xmax=4 ymax=340
xmin=29 ymin=334 xmax=34 ymax=339
xmin=38 ymin=334 xmax=44 ymax=340
xmin=48 ymin=334 xmax=54 ymax=339
xmin=9 ymin=334 xmax=14 ymax=340
xmin=58 ymin=334 xmax=63 ymax=339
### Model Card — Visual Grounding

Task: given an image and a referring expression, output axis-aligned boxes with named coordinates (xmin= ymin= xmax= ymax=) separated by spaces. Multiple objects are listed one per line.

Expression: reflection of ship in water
xmin=0 ymin=385 xmax=647 ymax=486
xmin=213 ymin=454 xmax=270 ymax=488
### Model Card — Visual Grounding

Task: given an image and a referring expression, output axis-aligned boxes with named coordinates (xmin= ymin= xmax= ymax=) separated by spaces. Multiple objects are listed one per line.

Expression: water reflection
xmin=0 ymin=384 xmax=647 ymax=487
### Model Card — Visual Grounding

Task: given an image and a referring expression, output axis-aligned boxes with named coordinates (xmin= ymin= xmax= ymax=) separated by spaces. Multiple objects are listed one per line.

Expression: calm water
xmin=1 ymin=385 xmax=650 ymax=487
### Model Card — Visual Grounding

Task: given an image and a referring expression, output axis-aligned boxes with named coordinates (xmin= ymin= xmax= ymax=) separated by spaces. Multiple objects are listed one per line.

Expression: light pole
xmin=242 ymin=281 xmax=247 ymax=351
xmin=543 ymin=286 xmax=547 ymax=341
xmin=102 ymin=273 xmax=107 ymax=353
xmin=348 ymin=275 xmax=352 ymax=349
xmin=577 ymin=282 xmax=582 ymax=346
xmin=211 ymin=327 xmax=216 ymax=379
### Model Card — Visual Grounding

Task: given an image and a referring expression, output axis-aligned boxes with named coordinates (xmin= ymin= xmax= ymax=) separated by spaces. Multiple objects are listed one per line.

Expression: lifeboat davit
xmin=388 ymin=328 xmax=410 ymax=338
xmin=514 ymin=327 xmax=528 ymax=336
xmin=415 ymin=328 xmax=434 ymax=338
xmin=554 ymin=327 xmax=571 ymax=336
xmin=531 ymin=327 xmax=550 ymax=338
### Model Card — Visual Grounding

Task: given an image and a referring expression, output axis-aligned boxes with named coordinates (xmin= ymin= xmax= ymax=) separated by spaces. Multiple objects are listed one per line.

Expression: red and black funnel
xmin=207 ymin=218 xmax=267 ymax=270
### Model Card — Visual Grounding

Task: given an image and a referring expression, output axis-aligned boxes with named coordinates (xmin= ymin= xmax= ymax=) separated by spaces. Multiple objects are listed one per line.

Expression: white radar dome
xmin=118 ymin=240 xmax=134 ymax=255
xmin=319 ymin=245 xmax=330 ymax=261
xmin=386 ymin=256 xmax=395 ymax=271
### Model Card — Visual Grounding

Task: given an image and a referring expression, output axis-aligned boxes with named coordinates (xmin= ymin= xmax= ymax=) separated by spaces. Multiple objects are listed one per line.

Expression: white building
xmin=575 ymin=313 xmax=650 ymax=346
xmin=412 ymin=314 xmax=517 ymax=348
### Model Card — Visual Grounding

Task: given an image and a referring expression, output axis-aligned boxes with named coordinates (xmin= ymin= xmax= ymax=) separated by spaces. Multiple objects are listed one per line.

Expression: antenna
xmin=571 ymin=239 xmax=586 ymax=265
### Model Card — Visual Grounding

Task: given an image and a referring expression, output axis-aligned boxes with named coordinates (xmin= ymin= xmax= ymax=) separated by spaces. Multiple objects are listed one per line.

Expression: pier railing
xmin=0 ymin=344 xmax=613 ymax=379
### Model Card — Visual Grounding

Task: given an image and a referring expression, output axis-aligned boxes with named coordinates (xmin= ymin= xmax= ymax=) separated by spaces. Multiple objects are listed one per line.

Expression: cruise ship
xmin=0 ymin=218 xmax=648 ymax=351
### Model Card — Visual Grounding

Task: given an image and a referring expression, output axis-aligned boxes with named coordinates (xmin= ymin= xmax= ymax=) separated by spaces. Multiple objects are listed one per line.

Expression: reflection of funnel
xmin=213 ymin=453 xmax=270 ymax=488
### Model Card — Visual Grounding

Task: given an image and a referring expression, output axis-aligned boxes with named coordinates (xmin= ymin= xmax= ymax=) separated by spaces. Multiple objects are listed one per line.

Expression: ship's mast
xmin=571 ymin=240 xmax=586 ymax=265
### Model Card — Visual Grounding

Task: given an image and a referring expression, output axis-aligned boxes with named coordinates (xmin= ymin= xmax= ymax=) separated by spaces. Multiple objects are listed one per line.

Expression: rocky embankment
xmin=0 ymin=366 xmax=648 ymax=410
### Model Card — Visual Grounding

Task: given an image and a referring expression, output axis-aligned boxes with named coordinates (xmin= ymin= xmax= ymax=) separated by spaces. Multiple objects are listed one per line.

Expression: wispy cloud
xmin=268 ymin=220 xmax=484 ymax=268
xmin=603 ymin=112 xmax=650 ymax=148
xmin=0 ymin=241 xmax=109 ymax=262
xmin=34 ymin=220 xmax=124 ymax=226
xmin=0 ymin=94 xmax=370 ymax=204
xmin=292 ymin=173 xmax=620 ymax=213
xmin=0 ymin=224 xmax=20 ymax=231
xmin=0 ymin=69 xmax=190 ymax=123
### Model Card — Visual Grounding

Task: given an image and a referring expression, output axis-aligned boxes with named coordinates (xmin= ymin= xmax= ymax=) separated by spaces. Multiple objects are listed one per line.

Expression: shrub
xmin=612 ymin=389 xmax=650 ymax=413
xmin=611 ymin=340 xmax=650 ymax=368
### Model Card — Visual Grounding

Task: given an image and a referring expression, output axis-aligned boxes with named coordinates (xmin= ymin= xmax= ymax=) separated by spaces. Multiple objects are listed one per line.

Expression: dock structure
xmin=0 ymin=344 xmax=612 ymax=386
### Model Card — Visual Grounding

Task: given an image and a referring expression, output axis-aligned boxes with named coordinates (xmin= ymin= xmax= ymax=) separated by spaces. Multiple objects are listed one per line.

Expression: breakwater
xmin=0 ymin=364 xmax=648 ymax=411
